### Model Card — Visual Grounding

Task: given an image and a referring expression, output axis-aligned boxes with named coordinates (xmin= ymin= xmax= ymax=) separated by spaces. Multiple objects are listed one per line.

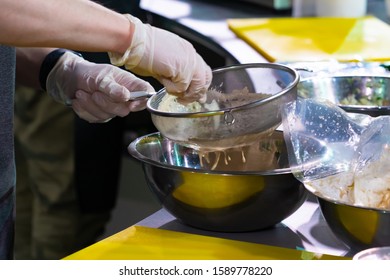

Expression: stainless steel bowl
xmin=353 ymin=246 xmax=390 ymax=260
xmin=148 ymin=63 xmax=299 ymax=149
xmin=298 ymin=76 xmax=390 ymax=117
xmin=128 ymin=131 xmax=307 ymax=232
xmin=306 ymin=188 xmax=390 ymax=252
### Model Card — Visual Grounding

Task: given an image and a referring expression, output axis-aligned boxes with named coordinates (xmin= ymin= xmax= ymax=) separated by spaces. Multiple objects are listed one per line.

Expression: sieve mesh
xmin=146 ymin=63 xmax=299 ymax=148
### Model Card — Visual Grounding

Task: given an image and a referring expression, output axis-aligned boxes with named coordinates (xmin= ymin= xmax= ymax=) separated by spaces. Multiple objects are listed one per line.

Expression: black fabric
xmin=74 ymin=116 xmax=124 ymax=213
xmin=0 ymin=45 xmax=16 ymax=259
xmin=39 ymin=49 xmax=67 ymax=91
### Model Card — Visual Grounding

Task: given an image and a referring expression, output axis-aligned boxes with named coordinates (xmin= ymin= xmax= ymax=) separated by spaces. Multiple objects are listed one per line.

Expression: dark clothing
xmin=57 ymin=0 xmax=143 ymax=215
xmin=0 ymin=45 xmax=16 ymax=259
xmin=75 ymin=0 xmax=156 ymax=214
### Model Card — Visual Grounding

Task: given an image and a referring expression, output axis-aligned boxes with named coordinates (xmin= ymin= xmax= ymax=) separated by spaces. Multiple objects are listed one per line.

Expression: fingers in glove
xmin=96 ymin=70 xmax=155 ymax=105
xmin=159 ymin=56 xmax=212 ymax=104
xmin=98 ymin=75 xmax=134 ymax=102
xmin=189 ymin=58 xmax=212 ymax=94
xmin=91 ymin=91 xmax=147 ymax=116
xmin=72 ymin=101 xmax=113 ymax=123
xmin=128 ymin=98 xmax=148 ymax=112
xmin=72 ymin=90 xmax=116 ymax=123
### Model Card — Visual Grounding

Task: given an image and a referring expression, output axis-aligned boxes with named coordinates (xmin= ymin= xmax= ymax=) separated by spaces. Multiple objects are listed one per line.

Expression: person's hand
xmin=46 ymin=52 xmax=155 ymax=123
xmin=109 ymin=14 xmax=212 ymax=103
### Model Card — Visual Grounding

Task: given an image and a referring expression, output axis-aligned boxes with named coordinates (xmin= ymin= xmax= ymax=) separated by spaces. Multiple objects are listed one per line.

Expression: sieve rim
xmin=146 ymin=63 xmax=300 ymax=118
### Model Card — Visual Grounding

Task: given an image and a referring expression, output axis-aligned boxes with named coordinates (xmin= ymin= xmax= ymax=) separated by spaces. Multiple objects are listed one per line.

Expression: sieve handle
xmin=128 ymin=91 xmax=156 ymax=101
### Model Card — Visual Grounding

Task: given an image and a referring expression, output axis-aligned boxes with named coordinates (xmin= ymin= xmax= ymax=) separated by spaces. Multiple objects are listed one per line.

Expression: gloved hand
xmin=46 ymin=51 xmax=155 ymax=123
xmin=108 ymin=14 xmax=212 ymax=103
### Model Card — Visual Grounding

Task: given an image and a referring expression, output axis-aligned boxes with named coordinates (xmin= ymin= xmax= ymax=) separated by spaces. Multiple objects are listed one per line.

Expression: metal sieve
xmin=146 ymin=63 xmax=300 ymax=149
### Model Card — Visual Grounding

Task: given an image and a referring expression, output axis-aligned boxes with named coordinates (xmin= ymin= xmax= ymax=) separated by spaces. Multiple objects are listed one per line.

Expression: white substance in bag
xmin=283 ymin=99 xmax=390 ymax=210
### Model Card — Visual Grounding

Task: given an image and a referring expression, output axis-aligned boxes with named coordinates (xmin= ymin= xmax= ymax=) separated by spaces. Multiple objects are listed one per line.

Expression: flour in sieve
xmin=157 ymin=88 xmax=276 ymax=169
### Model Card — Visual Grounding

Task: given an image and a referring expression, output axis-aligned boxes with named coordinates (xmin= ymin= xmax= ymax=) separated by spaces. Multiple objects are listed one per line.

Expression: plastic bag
xmin=282 ymin=98 xmax=370 ymax=182
xmin=351 ymin=117 xmax=390 ymax=208
xmin=282 ymin=98 xmax=390 ymax=209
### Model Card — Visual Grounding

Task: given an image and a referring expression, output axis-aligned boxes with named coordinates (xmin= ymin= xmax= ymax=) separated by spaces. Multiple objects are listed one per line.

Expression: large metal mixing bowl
xmin=128 ymin=131 xmax=307 ymax=232
xmin=305 ymin=184 xmax=390 ymax=252
xmin=148 ymin=63 xmax=299 ymax=149
xmin=298 ymin=76 xmax=390 ymax=117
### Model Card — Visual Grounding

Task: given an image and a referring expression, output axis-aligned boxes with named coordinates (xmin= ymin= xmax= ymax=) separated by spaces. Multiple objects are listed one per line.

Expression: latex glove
xmin=46 ymin=52 xmax=155 ymax=123
xmin=108 ymin=14 xmax=212 ymax=103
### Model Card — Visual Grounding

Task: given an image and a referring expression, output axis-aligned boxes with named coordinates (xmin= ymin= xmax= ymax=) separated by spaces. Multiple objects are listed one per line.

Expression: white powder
xmin=307 ymin=172 xmax=354 ymax=204
xmin=354 ymin=152 xmax=390 ymax=209
xmin=307 ymin=149 xmax=390 ymax=210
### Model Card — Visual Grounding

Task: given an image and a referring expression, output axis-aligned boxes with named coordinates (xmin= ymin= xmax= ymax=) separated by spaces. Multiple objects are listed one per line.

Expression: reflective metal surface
xmin=353 ymin=246 xmax=390 ymax=260
xmin=311 ymin=193 xmax=390 ymax=252
xmin=128 ymin=131 xmax=307 ymax=232
xmin=148 ymin=63 xmax=299 ymax=149
xmin=298 ymin=76 xmax=390 ymax=117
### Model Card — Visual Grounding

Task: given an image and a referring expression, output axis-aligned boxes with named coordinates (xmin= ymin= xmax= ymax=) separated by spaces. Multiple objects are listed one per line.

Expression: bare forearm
xmin=0 ymin=0 xmax=131 ymax=54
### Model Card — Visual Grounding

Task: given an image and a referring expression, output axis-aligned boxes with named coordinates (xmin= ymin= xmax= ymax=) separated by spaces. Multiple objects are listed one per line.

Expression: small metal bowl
xmin=128 ymin=131 xmax=307 ymax=232
xmin=298 ymin=76 xmax=390 ymax=117
xmin=305 ymin=185 xmax=390 ymax=252
xmin=353 ymin=246 xmax=390 ymax=260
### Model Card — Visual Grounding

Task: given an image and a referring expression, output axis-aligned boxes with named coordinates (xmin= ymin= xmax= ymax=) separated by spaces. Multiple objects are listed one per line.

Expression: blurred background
xmin=101 ymin=149 xmax=161 ymax=239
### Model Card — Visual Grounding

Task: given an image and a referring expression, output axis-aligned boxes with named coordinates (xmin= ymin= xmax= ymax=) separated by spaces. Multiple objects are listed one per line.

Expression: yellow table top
xmin=64 ymin=226 xmax=350 ymax=260
xmin=228 ymin=16 xmax=390 ymax=63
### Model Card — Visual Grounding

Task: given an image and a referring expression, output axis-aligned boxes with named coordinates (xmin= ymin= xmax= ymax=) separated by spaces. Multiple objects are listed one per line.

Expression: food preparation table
xmin=65 ymin=193 xmax=352 ymax=259
xmin=135 ymin=193 xmax=352 ymax=256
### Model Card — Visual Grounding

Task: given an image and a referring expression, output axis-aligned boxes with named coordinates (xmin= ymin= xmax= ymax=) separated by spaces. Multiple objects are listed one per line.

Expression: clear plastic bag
xmin=351 ymin=117 xmax=390 ymax=208
xmin=282 ymin=98 xmax=371 ymax=182
xmin=282 ymin=98 xmax=390 ymax=209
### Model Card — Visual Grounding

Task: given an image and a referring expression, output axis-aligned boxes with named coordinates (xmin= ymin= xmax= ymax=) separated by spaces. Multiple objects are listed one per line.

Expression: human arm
xmin=4 ymin=0 xmax=211 ymax=102
xmin=109 ymin=15 xmax=212 ymax=103
xmin=16 ymin=47 xmax=155 ymax=123
xmin=0 ymin=0 xmax=130 ymax=54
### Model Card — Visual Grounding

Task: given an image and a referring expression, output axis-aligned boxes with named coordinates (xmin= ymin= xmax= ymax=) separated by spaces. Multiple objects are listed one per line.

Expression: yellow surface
xmin=227 ymin=16 xmax=390 ymax=62
xmin=172 ymin=172 xmax=264 ymax=208
xmin=64 ymin=226 xmax=349 ymax=260
xmin=336 ymin=204 xmax=379 ymax=245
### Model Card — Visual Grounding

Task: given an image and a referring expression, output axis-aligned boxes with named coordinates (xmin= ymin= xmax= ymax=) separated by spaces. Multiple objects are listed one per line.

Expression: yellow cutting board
xmin=64 ymin=226 xmax=349 ymax=260
xmin=227 ymin=16 xmax=390 ymax=63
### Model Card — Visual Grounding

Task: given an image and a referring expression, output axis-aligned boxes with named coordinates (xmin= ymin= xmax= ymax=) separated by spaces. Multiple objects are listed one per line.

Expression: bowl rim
xmin=304 ymin=183 xmax=390 ymax=213
xmin=128 ymin=132 xmax=295 ymax=176
xmin=299 ymin=75 xmax=390 ymax=112
xmin=353 ymin=246 xmax=390 ymax=260
xmin=147 ymin=62 xmax=300 ymax=118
